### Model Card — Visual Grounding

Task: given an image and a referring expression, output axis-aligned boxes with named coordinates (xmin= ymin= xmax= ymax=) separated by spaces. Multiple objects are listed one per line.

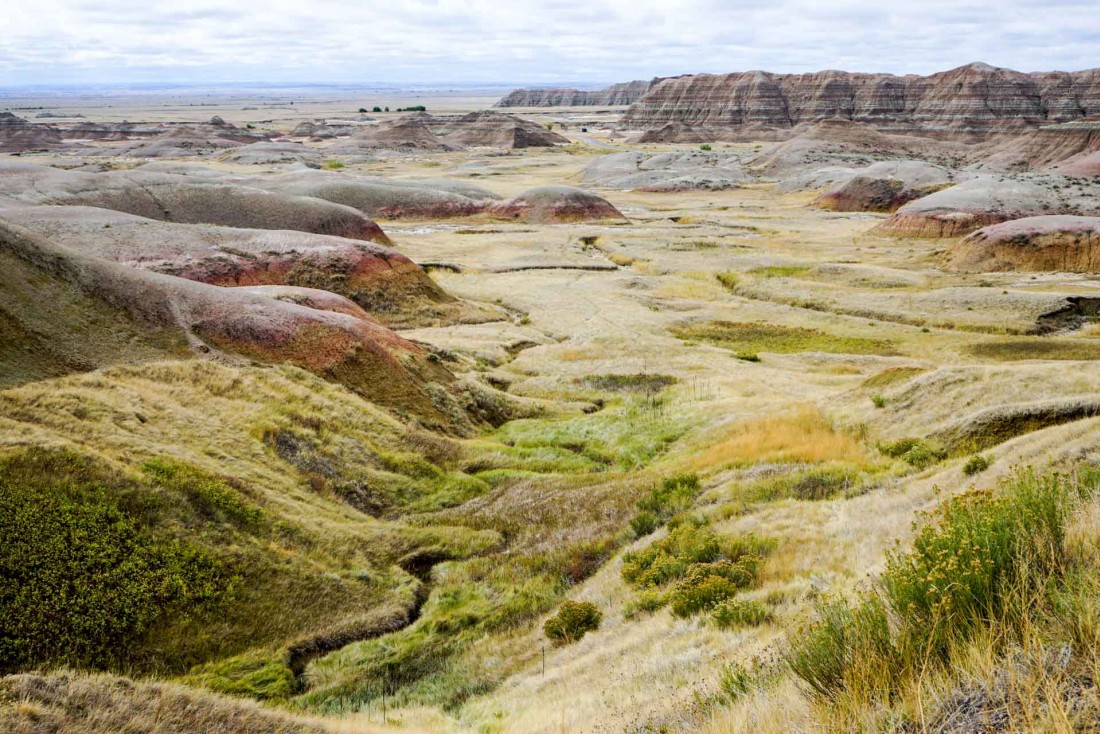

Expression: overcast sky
xmin=2 ymin=0 xmax=1097 ymax=87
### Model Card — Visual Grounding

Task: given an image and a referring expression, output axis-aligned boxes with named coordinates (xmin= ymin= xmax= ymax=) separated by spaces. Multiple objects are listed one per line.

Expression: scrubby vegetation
xmin=0 ymin=449 xmax=228 ymax=673
xmin=963 ymin=453 xmax=993 ymax=475
xmin=630 ymin=473 xmax=700 ymax=536
xmin=878 ymin=436 xmax=947 ymax=468
xmin=786 ymin=467 xmax=1100 ymax=729
xmin=581 ymin=372 xmax=678 ymax=394
xmin=621 ymin=520 xmax=775 ymax=619
xmin=544 ymin=601 xmax=602 ymax=644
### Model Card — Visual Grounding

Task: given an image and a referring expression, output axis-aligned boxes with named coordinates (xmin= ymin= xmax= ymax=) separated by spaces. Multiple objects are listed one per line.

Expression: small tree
xmin=358 ymin=107 xmax=368 ymax=113
xmin=544 ymin=600 xmax=602 ymax=645
xmin=372 ymin=106 xmax=382 ymax=113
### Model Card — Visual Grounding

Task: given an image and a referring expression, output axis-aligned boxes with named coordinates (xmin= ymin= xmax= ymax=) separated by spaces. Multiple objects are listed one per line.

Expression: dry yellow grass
xmin=689 ymin=406 xmax=869 ymax=471
xmin=10 ymin=119 xmax=1100 ymax=734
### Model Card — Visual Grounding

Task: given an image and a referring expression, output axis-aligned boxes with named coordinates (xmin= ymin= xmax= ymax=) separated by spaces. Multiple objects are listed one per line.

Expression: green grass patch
xmin=963 ymin=454 xmax=993 ymax=476
xmin=671 ymin=320 xmax=898 ymax=357
xmin=488 ymin=395 xmax=690 ymax=473
xmin=878 ymin=437 xmax=947 ymax=469
xmin=747 ymin=265 xmax=812 ymax=278
xmin=967 ymin=338 xmax=1100 ymax=361
xmin=184 ymin=649 xmax=296 ymax=701
xmin=738 ymin=463 xmax=884 ymax=504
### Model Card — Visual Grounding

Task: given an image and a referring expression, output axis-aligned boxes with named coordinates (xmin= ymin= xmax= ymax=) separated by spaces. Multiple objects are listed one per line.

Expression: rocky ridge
xmin=496 ymin=80 xmax=652 ymax=107
xmin=623 ymin=63 xmax=1100 ymax=137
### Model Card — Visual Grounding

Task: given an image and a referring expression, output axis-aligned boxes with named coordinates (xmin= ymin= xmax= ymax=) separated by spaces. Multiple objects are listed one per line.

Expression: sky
xmin=2 ymin=0 xmax=1097 ymax=88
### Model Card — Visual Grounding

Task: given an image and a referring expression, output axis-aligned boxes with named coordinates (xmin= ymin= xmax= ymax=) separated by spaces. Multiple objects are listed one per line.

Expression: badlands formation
xmin=3 ymin=63 xmax=1100 ymax=734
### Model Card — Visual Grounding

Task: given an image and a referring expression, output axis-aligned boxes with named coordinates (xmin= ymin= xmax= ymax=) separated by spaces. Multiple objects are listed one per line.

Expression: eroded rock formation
xmin=623 ymin=63 xmax=1100 ymax=138
xmin=496 ymin=80 xmax=652 ymax=107
xmin=945 ymin=216 xmax=1100 ymax=272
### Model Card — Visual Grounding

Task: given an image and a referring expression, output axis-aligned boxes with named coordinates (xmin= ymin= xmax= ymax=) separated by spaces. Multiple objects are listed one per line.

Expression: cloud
xmin=0 ymin=0 xmax=1096 ymax=86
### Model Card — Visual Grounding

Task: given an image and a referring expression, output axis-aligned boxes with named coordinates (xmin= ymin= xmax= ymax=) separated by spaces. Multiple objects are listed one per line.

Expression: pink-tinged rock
xmin=946 ymin=216 xmax=1100 ymax=272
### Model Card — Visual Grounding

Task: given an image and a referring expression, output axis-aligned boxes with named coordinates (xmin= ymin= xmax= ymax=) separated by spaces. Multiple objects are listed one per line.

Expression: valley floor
xmin=3 ymin=123 xmax=1100 ymax=734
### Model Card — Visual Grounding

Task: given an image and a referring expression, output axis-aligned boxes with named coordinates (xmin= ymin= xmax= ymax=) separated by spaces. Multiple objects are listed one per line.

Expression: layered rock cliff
xmin=496 ymin=80 xmax=652 ymax=107
xmin=622 ymin=63 xmax=1100 ymax=137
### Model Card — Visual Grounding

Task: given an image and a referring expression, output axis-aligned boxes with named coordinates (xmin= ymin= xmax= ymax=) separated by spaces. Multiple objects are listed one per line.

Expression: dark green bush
xmin=544 ymin=600 xmax=602 ymax=645
xmin=878 ymin=437 xmax=945 ymax=468
xmin=637 ymin=474 xmax=700 ymax=519
xmin=963 ymin=454 xmax=992 ymax=476
xmin=630 ymin=511 xmax=660 ymax=537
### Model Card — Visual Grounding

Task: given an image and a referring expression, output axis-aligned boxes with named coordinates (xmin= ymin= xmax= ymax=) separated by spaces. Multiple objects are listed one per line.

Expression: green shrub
xmin=372 ymin=106 xmax=382 ymax=112
xmin=963 ymin=454 xmax=992 ymax=476
xmin=323 ymin=159 xmax=345 ymax=170
xmin=637 ymin=474 xmax=700 ymax=520
xmin=668 ymin=559 xmax=763 ymax=617
xmin=622 ymin=523 xmax=720 ymax=586
xmin=623 ymin=521 xmax=771 ymax=620
xmin=882 ymin=473 xmax=1066 ymax=658
xmin=878 ymin=437 xmax=945 ymax=468
xmin=786 ymin=596 xmax=893 ymax=699
xmin=871 ymin=394 xmax=887 ymax=409
xmin=669 ymin=571 xmax=742 ymax=617
xmin=623 ymin=588 xmax=666 ymax=618
xmin=700 ymin=144 xmax=713 ymax=151
xmin=544 ymin=600 xmax=602 ymax=645
xmin=630 ymin=511 xmax=661 ymax=538
xmin=711 ymin=598 xmax=772 ymax=628
xmin=787 ymin=468 xmax=1090 ymax=705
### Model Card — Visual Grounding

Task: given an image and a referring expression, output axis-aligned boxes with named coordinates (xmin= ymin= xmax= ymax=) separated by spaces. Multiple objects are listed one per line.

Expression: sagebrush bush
xmin=630 ymin=510 xmax=660 ymax=537
xmin=786 ymin=596 xmax=893 ymax=699
xmin=963 ymin=454 xmax=992 ymax=476
xmin=711 ymin=598 xmax=773 ymax=628
xmin=879 ymin=437 xmax=946 ymax=468
xmin=787 ymin=468 xmax=1093 ymax=708
xmin=718 ymin=662 xmax=753 ymax=702
xmin=544 ymin=600 xmax=602 ymax=645
xmin=623 ymin=521 xmax=772 ymax=619
xmin=883 ymin=473 xmax=1067 ymax=657
xmin=670 ymin=573 xmax=741 ymax=617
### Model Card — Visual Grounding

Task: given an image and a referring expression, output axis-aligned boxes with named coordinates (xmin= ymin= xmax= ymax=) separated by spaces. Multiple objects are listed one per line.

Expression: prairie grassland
xmin=8 ymin=138 xmax=1100 ymax=734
